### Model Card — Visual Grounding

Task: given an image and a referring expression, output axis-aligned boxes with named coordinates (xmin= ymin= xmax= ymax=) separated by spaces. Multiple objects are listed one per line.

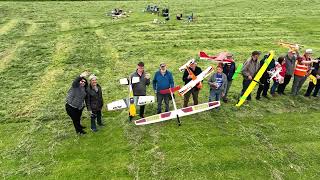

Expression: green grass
xmin=0 ymin=0 xmax=320 ymax=179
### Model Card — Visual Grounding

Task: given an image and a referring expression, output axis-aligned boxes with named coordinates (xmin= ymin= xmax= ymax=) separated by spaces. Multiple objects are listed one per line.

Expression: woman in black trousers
xmin=65 ymin=72 xmax=89 ymax=135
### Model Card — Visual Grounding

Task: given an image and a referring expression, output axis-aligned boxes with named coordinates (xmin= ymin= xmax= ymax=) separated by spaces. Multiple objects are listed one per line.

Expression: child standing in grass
xmin=270 ymin=57 xmax=286 ymax=96
xmin=208 ymin=65 xmax=227 ymax=101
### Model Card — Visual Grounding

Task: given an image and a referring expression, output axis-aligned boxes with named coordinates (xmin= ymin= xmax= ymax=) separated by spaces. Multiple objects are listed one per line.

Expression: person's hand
xmin=154 ymin=90 xmax=157 ymax=94
xmin=221 ymin=93 xmax=225 ymax=97
xmin=316 ymin=75 xmax=320 ymax=79
xmin=248 ymin=76 xmax=252 ymax=80
xmin=187 ymin=75 xmax=192 ymax=79
xmin=80 ymin=70 xmax=90 ymax=77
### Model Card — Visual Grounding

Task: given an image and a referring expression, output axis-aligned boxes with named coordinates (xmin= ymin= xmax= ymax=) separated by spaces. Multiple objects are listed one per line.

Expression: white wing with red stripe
xmin=134 ymin=101 xmax=220 ymax=125
xmin=107 ymin=96 xmax=155 ymax=111
xmin=178 ymin=66 xmax=214 ymax=96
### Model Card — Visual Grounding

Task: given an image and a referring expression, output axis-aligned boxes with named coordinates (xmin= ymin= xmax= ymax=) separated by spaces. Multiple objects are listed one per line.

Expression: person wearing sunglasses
xmin=65 ymin=71 xmax=89 ymax=135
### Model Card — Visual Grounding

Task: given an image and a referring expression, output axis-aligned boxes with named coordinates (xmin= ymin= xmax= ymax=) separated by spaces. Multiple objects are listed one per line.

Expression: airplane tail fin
xmin=129 ymin=104 xmax=136 ymax=116
xmin=199 ymin=51 xmax=210 ymax=59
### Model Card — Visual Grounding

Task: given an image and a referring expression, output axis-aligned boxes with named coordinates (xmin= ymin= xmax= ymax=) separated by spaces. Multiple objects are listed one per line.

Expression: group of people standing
xmin=65 ymin=49 xmax=319 ymax=135
xmin=240 ymin=49 xmax=320 ymax=101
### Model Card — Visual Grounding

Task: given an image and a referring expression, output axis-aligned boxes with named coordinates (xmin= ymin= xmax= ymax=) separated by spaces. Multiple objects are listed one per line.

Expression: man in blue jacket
xmin=153 ymin=63 xmax=174 ymax=114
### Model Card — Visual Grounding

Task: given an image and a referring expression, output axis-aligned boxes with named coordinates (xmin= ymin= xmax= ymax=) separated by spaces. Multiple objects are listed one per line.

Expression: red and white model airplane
xmin=199 ymin=51 xmax=234 ymax=64
xmin=134 ymin=86 xmax=220 ymax=126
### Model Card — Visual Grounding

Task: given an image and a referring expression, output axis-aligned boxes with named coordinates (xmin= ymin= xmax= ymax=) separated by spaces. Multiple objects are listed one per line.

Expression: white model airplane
xmin=178 ymin=65 xmax=214 ymax=96
xmin=134 ymin=86 xmax=220 ymax=126
xmin=107 ymin=77 xmax=155 ymax=117
xmin=267 ymin=63 xmax=283 ymax=83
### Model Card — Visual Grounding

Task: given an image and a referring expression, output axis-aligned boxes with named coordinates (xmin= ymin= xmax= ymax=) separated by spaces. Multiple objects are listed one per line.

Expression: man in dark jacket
xmin=256 ymin=53 xmax=275 ymax=100
xmin=86 ymin=74 xmax=104 ymax=132
xmin=182 ymin=61 xmax=202 ymax=107
xmin=153 ymin=63 xmax=174 ymax=113
xmin=305 ymin=57 xmax=320 ymax=97
xmin=222 ymin=54 xmax=236 ymax=102
xmin=130 ymin=62 xmax=150 ymax=118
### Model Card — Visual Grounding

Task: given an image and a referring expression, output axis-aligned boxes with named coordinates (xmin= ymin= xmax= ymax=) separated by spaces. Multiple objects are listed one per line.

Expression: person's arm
xmin=182 ymin=69 xmax=189 ymax=82
xmin=241 ymin=60 xmax=251 ymax=78
xmin=222 ymin=74 xmax=228 ymax=94
xmin=85 ymin=88 xmax=91 ymax=112
xmin=208 ymin=74 xmax=215 ymax=86
xmin=169 ymin=72 xmax=174 ymax=87
xmin=72 ymin=76 xmax=82 ymax=88
xmin=152 ymin=73 xmax=157 ymax=91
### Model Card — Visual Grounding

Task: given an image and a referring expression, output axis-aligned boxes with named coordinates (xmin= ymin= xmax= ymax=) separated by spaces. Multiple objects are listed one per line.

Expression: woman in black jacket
xmin=86 ymin=74 xmax=104 ymax=132
xmin=65 ymin=71 xmax=89 ymax=135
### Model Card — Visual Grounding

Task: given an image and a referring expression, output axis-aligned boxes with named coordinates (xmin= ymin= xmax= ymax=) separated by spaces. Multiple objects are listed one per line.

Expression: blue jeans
xmin=91 ymin=110 xmax=102 ymax=130
xmin=209 ymin=89 xmax=222 ymax=101
xmin=270 ymin=80 xmax=279 ymax=94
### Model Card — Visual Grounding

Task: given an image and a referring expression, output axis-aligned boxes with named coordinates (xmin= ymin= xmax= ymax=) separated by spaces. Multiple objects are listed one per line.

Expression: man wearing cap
xmin=153 ymin=63 xmax=174 ymax=114
xmin=182 ymin=61 xmax=202 ymax=107
xmin=86 ymin=74 xmax=104 ymax=132
xmin=240 ymin=51 xmax=261 ymax=101
xmin=130 ymin=62 xmax=151 ymax=119
xmin=291 ymin=49 xmax=318 ymax=96
xmin=256 ymin=52 xmax=275 ymax=100
xmin=277 ymin=50 xmax=297 ymax=95
xmin=222 ymin=54 xmax=236 ymax=103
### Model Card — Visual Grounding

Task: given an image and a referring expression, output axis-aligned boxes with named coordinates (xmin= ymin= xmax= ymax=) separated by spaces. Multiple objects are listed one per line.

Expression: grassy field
xmin=0 ymin=0 xmax=320 ymax=179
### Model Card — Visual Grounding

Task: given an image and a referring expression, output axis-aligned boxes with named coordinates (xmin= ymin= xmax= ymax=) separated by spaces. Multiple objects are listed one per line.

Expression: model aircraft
xmin=232 ymin=64 xmax=243 ymax=80
xmin=267 ymin=64 xmax=283 ymax=83
xmin=178 ymin=65 xmax=214 ymax=96
xmin=134 ymin=86 xmax=220 ymax=126
xmin=278 ymin=40 xmax=303 ymax=53
xmin=179 ymin=58 xmax=203 ymax=89
xmin=107 ymin=77 xmax=155 ymax=117
xmin=236 ymin=51 xmax=275 ymax=107
xmin=199 ymin=51 xmax=234 ymax=64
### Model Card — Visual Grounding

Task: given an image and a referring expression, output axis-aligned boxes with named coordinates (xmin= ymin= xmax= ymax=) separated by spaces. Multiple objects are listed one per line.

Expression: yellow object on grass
xmin=236 ymin=50 xmax=275 ymax=107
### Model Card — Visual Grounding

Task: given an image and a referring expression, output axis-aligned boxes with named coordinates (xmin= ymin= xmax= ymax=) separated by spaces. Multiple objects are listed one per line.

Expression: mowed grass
xmin=0 ymin=0 xmax=320 ymax=179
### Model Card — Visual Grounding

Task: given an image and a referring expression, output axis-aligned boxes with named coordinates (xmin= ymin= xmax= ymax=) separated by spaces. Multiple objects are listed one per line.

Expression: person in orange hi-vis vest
xmin=291 ymin=49 xmax=319 ymax=96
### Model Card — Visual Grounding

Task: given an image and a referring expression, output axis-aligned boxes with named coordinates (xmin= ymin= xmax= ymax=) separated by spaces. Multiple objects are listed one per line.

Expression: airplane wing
xmin=200 ymin=51 xmax=234 ymax=64
xmin=178 ymin=66 xmax=214 ymax=96
xmin=178 ymin=59 xmax=195 ymax=72
xmin=236 ymin=51 xmax=275 ymax=107
xmin=107 ymin=96 xmax=155 ymax=111
xmin=134 ymin=101 xmax=220 ymax=125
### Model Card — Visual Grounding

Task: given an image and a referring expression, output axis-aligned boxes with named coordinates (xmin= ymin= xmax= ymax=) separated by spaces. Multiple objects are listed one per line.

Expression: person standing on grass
xmin=256 ymin=52 xmax=275 ymax=100
xmin=240 ymin=51 xmax=261 ymax=101
xmin=153 ymin=63 xmax=174 ymax=114
xmin=129 ymin=62 xmax=151 ymax=120
xmin=222 ymin=54 xmax=236 ymax=103
xmin=305 ymin=57 xmax=320 ymax=97
xmin=291 ymin=49 xmax=318 ymax=96
xmin=182 ymin=61 xmax=202 ymax=107
xmin=65 ymin=71 xmax=89 ymax=135
xmin=85 ymin=74 xmax=104 ymax=132
xmin=270 ymin=57 xmax=286 ymax=96
xmin=208 ymin=64 xmax=227 ymax=101
xmin=277 ymin=50 xmax=297 ymax=95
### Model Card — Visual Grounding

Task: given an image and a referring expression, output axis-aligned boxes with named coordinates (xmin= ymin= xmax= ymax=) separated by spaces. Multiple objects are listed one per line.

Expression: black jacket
xmin=260 ymin=54 xmax=275 ymax=80
xmin=86 ymin=84 xmax=103 ymax=112
xmin=182 ymin=66 xmax=202 ymax=90
xmin=223 ymin=62 xmax=236 ymax=81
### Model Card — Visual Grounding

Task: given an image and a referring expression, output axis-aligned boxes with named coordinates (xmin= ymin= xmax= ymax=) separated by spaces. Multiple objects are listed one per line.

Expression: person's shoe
xmin=262 ymin=95 xmax=270 ymax=99
xmin=80 ymin=125 xmax=86 ymax=129
xmin=140 ymin=114 xmax=145 ymax=118
xmin=78 ymin=131 xmax=87 ymax=135
xmin=223 ymin=98 xmax=228 ymax=103
xmin=91 ymin=128 xmax=98 ymax=132
xmin=98 ymin=123 xmax=105 ymax=127
xmin=271 ymin=93 xmax=276 ymax=97
xmin=282 ymin=92 xmax=286 ymax=95
xmin=256 ymin=96 xmax=261 ymax=100
xmin=128 ymin=116 xmax=133 ymax=121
